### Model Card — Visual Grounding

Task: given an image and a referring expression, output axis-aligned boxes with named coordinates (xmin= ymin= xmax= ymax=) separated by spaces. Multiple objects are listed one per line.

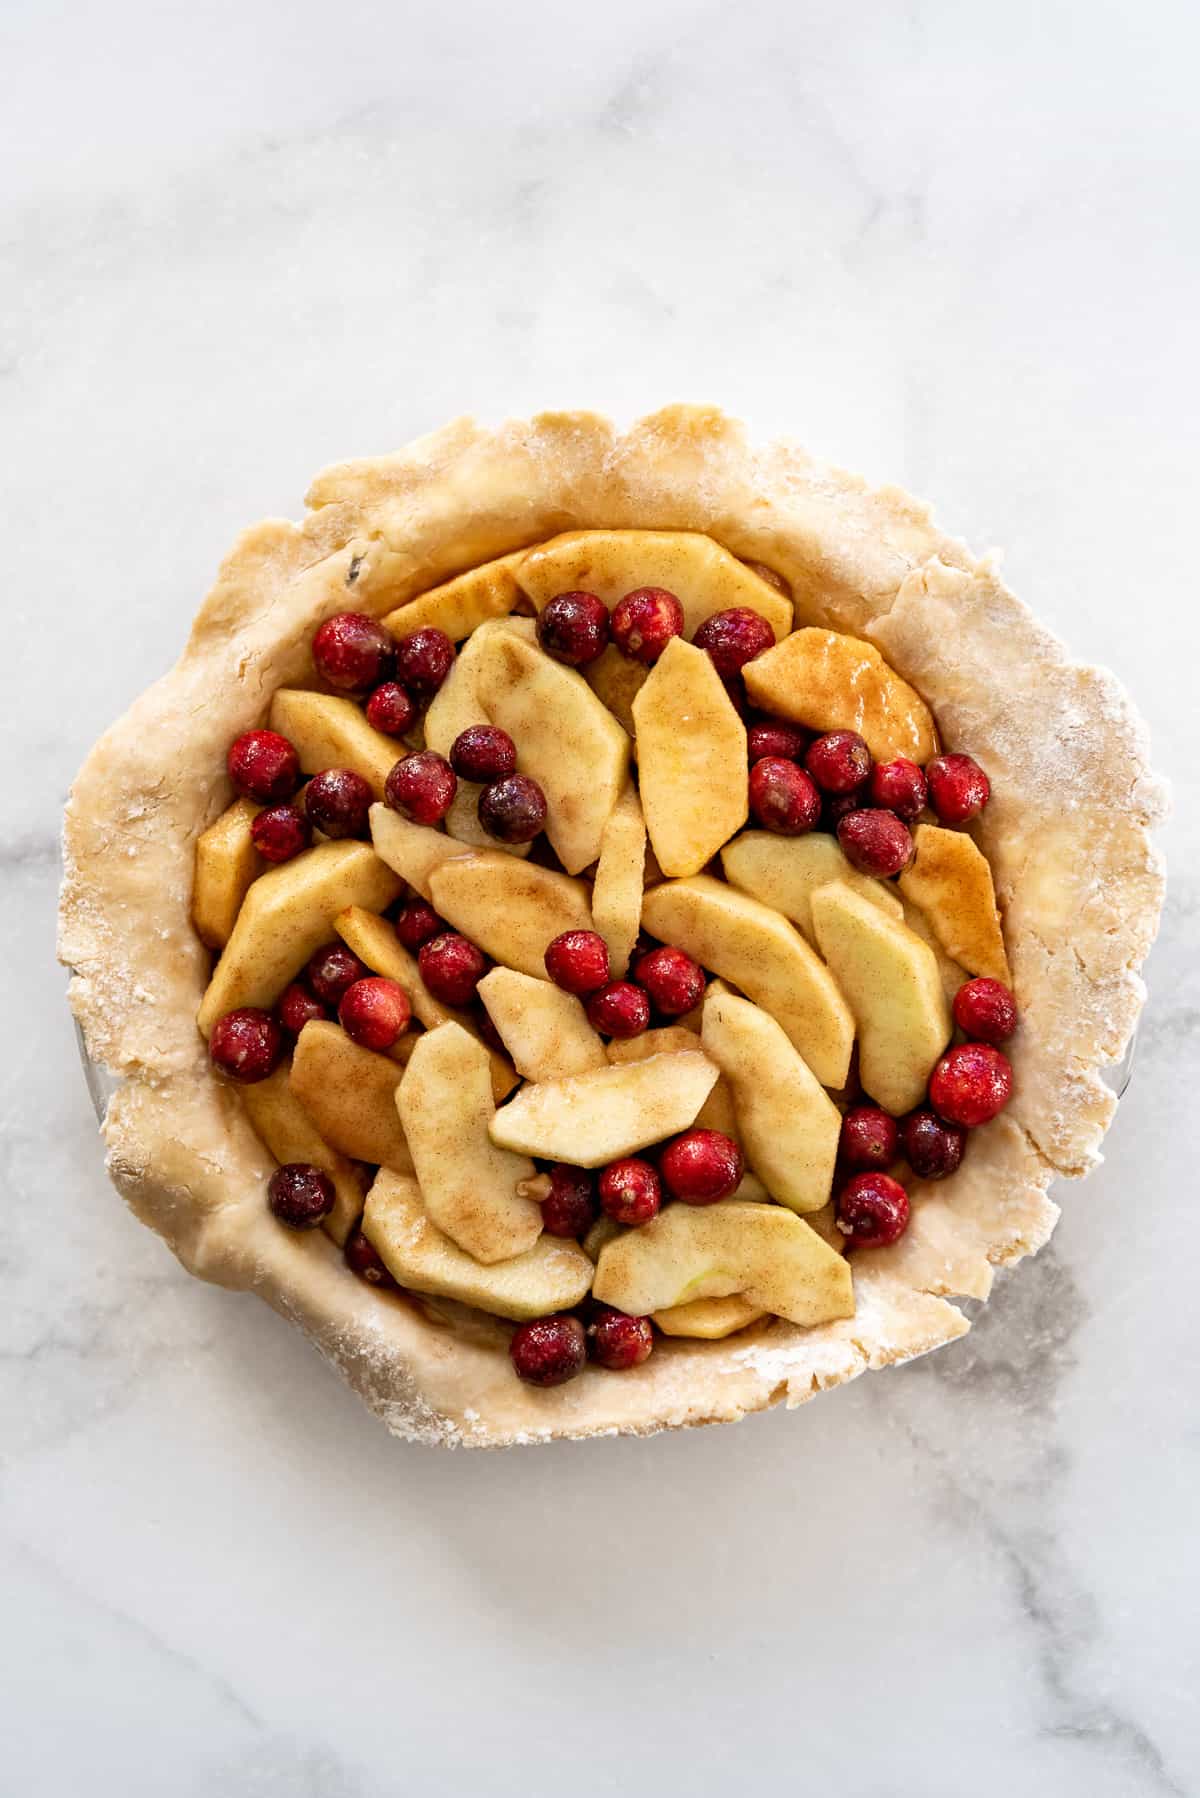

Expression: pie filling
xmin=192 ymin=529 xmax=1016 ymax=1389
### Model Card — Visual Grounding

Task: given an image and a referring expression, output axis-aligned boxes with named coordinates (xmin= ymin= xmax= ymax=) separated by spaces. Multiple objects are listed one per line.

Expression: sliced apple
xmin=423 ymin=616 xmax=536 ymax=759
xmin=701 ymin=987 xmax=840 ymax=1213
xmin=382 ymin=550 xmax=525 ymax=643
xmin=489 ymin=1052 xmax=718 ymax=1168
xmin=591 ymin=783 xmax=647 ymax=977
xmin=442 ymin=781 xmax=530 ymax=858
xmin=368 ymin=803 xmax=472 ymax=901
xmin=653 ymin=1296 xmax=767 ymax=1339
xmin=640 ymin=876 xmax=854 ymax=1088
xmin=743 ymin=628 xmax=937 ymax=763
xmin=429 ymin=852 xmax=593 ymax=980
xmin=811 ymin=880 xmax=952 ymax=1115
xmin=584 ymin=644 xmax=647 ymax=736
xmin=290 ymin=1021 xmax=413 ymax=1172
xmin=804 ymin=1201 xmax=846 ymax=1255
xmin=192 ymin=798 xmax=262 ymax=950
xmin=363 ymin=1171 xmax=593 ymax=1321
xmin=633 ymin=638 xmax=748 ymax=877
xmin=582 ymin=1215 xmax=624 ymax=1262
xmin=721 ymin=830 xmax=903 ymax=946
xmin=478 ymin=967 xmax=606 ymax=1082
xmin=900 ymin=897 xmax=968 ymax=1005
xmin=269 ymin=689 xmax=403 ymax=798
xmin=606 ymin=1026 xmax=739 ymax=1138
xmin=240 ymin=1063 xmax=365 ymax=1244
xmin=899 ymin=823 xmax=1011 ymax=984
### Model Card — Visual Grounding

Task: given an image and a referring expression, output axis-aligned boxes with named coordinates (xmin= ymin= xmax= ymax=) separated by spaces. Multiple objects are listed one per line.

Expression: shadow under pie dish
xmin=58 ymin=406 xmax=1167 ymax=1447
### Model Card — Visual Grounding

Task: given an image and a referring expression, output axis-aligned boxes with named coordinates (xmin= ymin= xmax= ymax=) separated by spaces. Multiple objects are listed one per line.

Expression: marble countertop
xmin=4 ymin=1 xmax=1196 ymax=1792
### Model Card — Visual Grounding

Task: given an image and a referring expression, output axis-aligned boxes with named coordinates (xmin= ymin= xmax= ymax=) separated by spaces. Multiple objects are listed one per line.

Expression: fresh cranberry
xmin=586 ymin=981 xmax=651 ymax=1039
xmin=306 ymin=942 xmax=368 ymax=1007
xmin=312 ymin=612 xmax=395 ymax=692
xmin=836 ymin=1172 xmax=910 ymax=1247
xmin=901 ymin=1109 xmax=966 ymax=1180
xmin=418 ymin=933 xmax=487 ymax=1007
xmin=660 ymin=1130 xmax=743 ymax=1204
xmin=394 ymin=899 xmax=444 ymax=951
xmin=345 ymin=1227 xmax=397 ymax=1287
xmin=953 ymin=978 xmax=1018 ymax=1044
xmin=509 ymin=1314 xmax=587 ymax=1386
xmin=478 ymin=775 xmax=547 ymax=844
xmin=537 ymin=591 xmax=610 ymax=666
xmin=544 ymin=930 xmax=611 ymax=995
xmin=926 ymin=752 xmax=990 ymax=825
xmin=837 ymin=808 xmax=914 ymax=876
xmin=824 ymin=790 xmax=865 ymax=830
xmin=634 ymin=945 xmax=705 ymax=1017
xmin=338 ymin=977 xmax=412 ymax=1051
xmin=268 ymin=1163 xmax=335 ymax=1228
xmin=365 ymin=681 xmax=417 ymax=737
xmin=209 ymin=1007 xmax=283 ymax=1083
xmin=539 ymin=1165 xmax=598 ymax=1238
xmin=599 ymin=1158 xmax=662 ymax=1225
xmin=870 ymin=757 xmax=927 ymax=821
xmin=305 ymin=768 xmax=373 ymax=839
xmin=610 ymin=587 xmax=684 ymax=663
xmin=839 ymin=1106 xmax=899 ymax=1171
xmin=227 ymin=730 xmax=301 ymax=804
xmin=930 ymin=1043 xmax=1013 ymax=1127
xmin=693 ymin=608 xmax=776 ymax=679
xmin=749 ymin=757 xmax=821 ymax=835
xmin=394 ymin=627 xmax=455 ymax=697
xmin=747 ymin=720 xmax=809 ymax=763
xmin=450 ymin=725 xmax=517 ymax=783
xmin=250 ymin=802 xmax=311 ymax=863
xmin=384 ymin=751 xmax=456 ymax=825
xmin=806 ymin=731 xmax=872 ymax=795
xmin=276 ymin=982 xmax=329 ymax=1036
xmin=590 ymin=1307 xmax=654 ymax=1370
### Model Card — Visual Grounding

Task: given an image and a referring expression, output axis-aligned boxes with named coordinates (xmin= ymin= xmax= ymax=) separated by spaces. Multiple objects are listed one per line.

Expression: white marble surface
xmin=4 ymin=1 xmax=1197 ymax=1791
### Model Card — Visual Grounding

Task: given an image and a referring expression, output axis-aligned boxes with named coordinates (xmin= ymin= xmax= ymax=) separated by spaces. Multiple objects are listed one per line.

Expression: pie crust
xmin=58 ymin=406 xmax=1167 ymax=1447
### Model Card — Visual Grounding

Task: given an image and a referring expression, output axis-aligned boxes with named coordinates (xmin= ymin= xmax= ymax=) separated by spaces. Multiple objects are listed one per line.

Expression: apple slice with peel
xmin=364 ymin=1171 xmax=593 ymax=1321
xmin=192 ymin=798 xmax=262 ymax=949
xmin=269 ymin=689 xmax=407 ymax=797
xmin=489 ymin=1052 xmax=719 ymax=1168
xmin=197 ymin=841 xmax=401 ymax=1035
xmin=899 ymin=824 xmax=1011 ymax=984
xmin=701 ymin=986 xmax=840 ymax=1213
xmin=382 ymin=550 xmax=525 ymax=643
xmin=368 ymin=803 xmax=472 ymax=901
xmin=743 ymin=628 xmax=937 ymax=763
xmin=423 ymin=617 xmax=536 ymax=758
xmin=443 ymin=782 xmax=530 ymax=858
xmin=290 ymin=1021 xmax=413 ymax=1172
xmin=633 ymin=638 xmax=748 ymax=877
xmin=811 ymin=879 xmax=952 ymax=1115
xmin=584 ymin=644 xmax=647 ymax=736
xmin=721 ymin=830 xmax=903 ymax=947
xmin=478 ymin=967 xmax=606 ymax=1081
xmin=240 ymin=1063 xmax=366 ymax=1244
xmin=591 ymin=783 xmax=646 ymax=977
xmin=606 ymin=1027 xmax=739 ymax=1139
xmin=640 ymin=875 xmax=854 ymax=1088
xmin=429 ymin=852 xmax=594 ymax=980
xmin=653 ymin=1295 xmax=767 ymax=1339
xmin=593 ymin=1201 xmax=854 ymax=1327
xmin=398 ymin=1023 xmax=541 ymax=1264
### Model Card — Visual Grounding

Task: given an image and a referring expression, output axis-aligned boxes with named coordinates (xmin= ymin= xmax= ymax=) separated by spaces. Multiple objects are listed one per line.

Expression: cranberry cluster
xmin=542 ymin=927 xmax=706 ymax=1042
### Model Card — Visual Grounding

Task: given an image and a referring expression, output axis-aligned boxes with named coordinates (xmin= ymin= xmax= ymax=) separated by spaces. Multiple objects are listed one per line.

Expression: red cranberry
xmin=590 ymin=1307 xmax=654 ymax=1371
xmin=540 ymin=1164 xmax=598 ymax=1238
xmin=634 ymin=945 xmax=705 ymax=1017
xmin=394 ymin=899 xmax=444 ymax=951
xmin=930 ymin=1044 xmax=1013 ymax=1127
xmin=659 ymin=1129 xmax=743 ymax=1205
xmin=599 ymin=1158 xmax=662 ymax=1225
xmin=953 ymin=978 xmax=1018 ymax=1045
xmin=209 ymin=1007 xmax=283 ymax=1083
xmin=747 ymin=720 xmax=809 ymax=763
xmin=450 ymin=725 xmax=517 ymax=783
xmin=544 ymin=930 xmax=611 ymax=995
xmin=306 ymin=942 xmax=368 ymax=1007
xmin=836 ymin=1172 xmax=910 ymax=1247
xmin=840 ymin=1106 xmax=899 ymax=1171
xmin=610 ymin=587 xmax=684 ymax=663
xmin=749 ymin=757 xmax=821 ymax=835
xmin=693 ymin=607 xmax=776 ymax=678
xmin=478 ymin=774 xmax=547 ymax=844
xmin=227 ymin=730 xmax=301 ymax=804
xmin=837 ymin=808 xmax=914 ymax=876
xmin=824 ymin=790 xmax=865 ymax=830
xmin=338 ymin=977 xmax=412 ymax=1051
xmin=312 ymin=612 xmax=395 ymax=692
xmin=901 ymin=1109 xmax=966 ymax=1180
xmin=268 ymin=1163 xmax=336 ymax=1228
xmin=418 ymin=932 xmax=487 ymax=1007
xmin=250 ymin=802 xmax=311 ymax=863
xmin=927 ymin=752 xmax=990 ymax=825
xmin=276 ymin=982 xmax=329 ymax=1036
xmin=586 ymin=981 xmax=651 ymax=1039
xmin=345 ymin=1227 xmax=397 ymax=1287
xmin=384 ymin=751 xmax=456 ymax=825
xmin=537 ymin=591 xmax=610 ymax=667
xmin=806 ymin=730 xmax=872 ymax=795
xmin=870 ymin=757 xmax=927 ymax=821
xmin=305 ymin=768 xmax=373 ymax=839
xmin=509 ymin=1314 xmax=587 ymax=1386
xmin=365 ymin=681 xmax=417 ymax=737
xmin=394 ymin=627 xmax=455 ymax=697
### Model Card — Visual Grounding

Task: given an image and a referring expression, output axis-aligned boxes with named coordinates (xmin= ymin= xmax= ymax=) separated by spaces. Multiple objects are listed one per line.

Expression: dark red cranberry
xmin=227 ymin=730 xmax=301 ymax=804
xmin=250 ymin=802 xmax=311 ymax=863
xmin=394 ymin=627 xmax=455 ymax=697
xmin=693 ymin=608 xmax=776 ymax=678
xmin=901 ymin=1109 xmax=966 ymax=1180
xmin=747 ymin=720 xmax=809 ymax=763
xmin=345 ymin=1227 xmax=397 ymax=1287
xmin=544 ymin=930 xmax=611 ymax=995
xmin=384 ymin=751 xmax=456 ymax=825
xmin=926 ymin=752 xmax=990 ymax=825
xmin=589 ymin=1307 xmax=654 ymax=1370
xmin=824 ymin=790 xmax=865 ymax=830
xmin=930 ymin=1044 xmax=1013 ymax=1127
xmin=450 ymin=725 xmax=517 ymax=783
xmin=276 ymin=982 xmax=329 ymax=1036
xmin=870 ymin=757 xmax=927 ymax=821
xmin=418 ymin=933 xmax=487 ymax=1007
xmin=338 ymin=977 xmax=412 ymax=1051
xmin=586 ymin=981 xmax=651 ymax=1039
xmin=806 ymin=730 xmax=872 ymax=795
xmin=305 ymin=767 xmax=373 ymax=839
xmin=837 ymin=808 xmax=914 ymax=876
xmin=209 ymin=1007 xmax=283 ymax=1083
xmin=539 ymin=1165 xmax=598 ymax=1238
xmin=268 ymin=1163 xmax=335 ymax=1228
xmin=537 ymin=591 xmax=610 ymax=667
xmin=312 ymin=612 xmax=395 ymax=692
xmin=394 ymin=899 xmax=444 ymax=951
xmin=659 ymin=1129 xmax=743 ymax=1204
xmin=836 ymin=1172 xmax=910 ymax=1247
xmin=953 ymin=978 xmax=1018 ymax=1045
xmin=478 ymin=774 xmax=547 ymax=844
xmin=599 ymin=1158 xmax=662 ymax=1225
xmin=610 ymin=587 xmax=684 ymax=663
xmin=749 ymin=757 xmax=821 ymax=835
xmin=840 ymin=1106 xmax=899 ymax=1171
xmin=634 ymin=945 xmax=705 ymax=1017
xmin=509 ymin=1314 xmax=587 ymax=1386
xmin=306 ymin=942 xmax=368 ymax=1007
xmin=365 ymin=681 xmax=417 ymax=737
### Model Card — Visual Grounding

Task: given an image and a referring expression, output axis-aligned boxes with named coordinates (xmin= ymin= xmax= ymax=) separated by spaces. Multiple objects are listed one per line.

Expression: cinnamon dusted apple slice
xmin=382 ymin=551 xmax=525 ymax=643
xmin=240 ymin=1063 xmax=365 ymax=1244
xmin=701 ymin=987 xmax=840 ymax=1214
xmin=269 ymin=689 xmax=405 ymax=797
xmin=582 ymin=1215 xmax=623 ymax=1262
xmin=640 ymin=876 xmax=854 ymax=1088
xmin=606 ymin=1027 xmax=739 ymax=1138
xmin=428 ymin=852 xmax=594 ymax=980
xmin=633 ymin=638 xmax=748 ymax=877
xmin=584 ymin=645 xmax=647 ymax=736
xmin=591 ymin=783 xmax=646 ymax=978
xmin=899 ymin=898 xmax=968 ymax=1006
xmin=423 ymin=617 xmax=536 ymax=758
xmin=197 ymin=841 xmax=401 ymax=1035
xmin=899 ymin=824 xmax=1011 ymax=984
xmin=398 ymin=1023 xmax=541 ymax=1264
xmin=368 ymin=803 xmax=472 ymax=901
xmin=721 ymin=830 xmax=903 ymax=947
xmin=477 ymin=967 xmax=606 ymax=1082
xmin=192 ymin=798 xmax=262 ymax=949
xmin=653 ymin=1295 xmax=767 ymax=1339
xmin=489 ymin=1052 xmax=719 ymax=1168
xmin=593 ymin=1202 xmax=853 ymax=1327
xmin=811 ymin=880 xmax=952 ymax=1115
xmin=743 ymin=628 xmax=937 ymax=764
xmin=290 ymin=1021 xmax=413 ymax=1172
xmin=363 ymin=1171 xmax=593 ymax=1321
